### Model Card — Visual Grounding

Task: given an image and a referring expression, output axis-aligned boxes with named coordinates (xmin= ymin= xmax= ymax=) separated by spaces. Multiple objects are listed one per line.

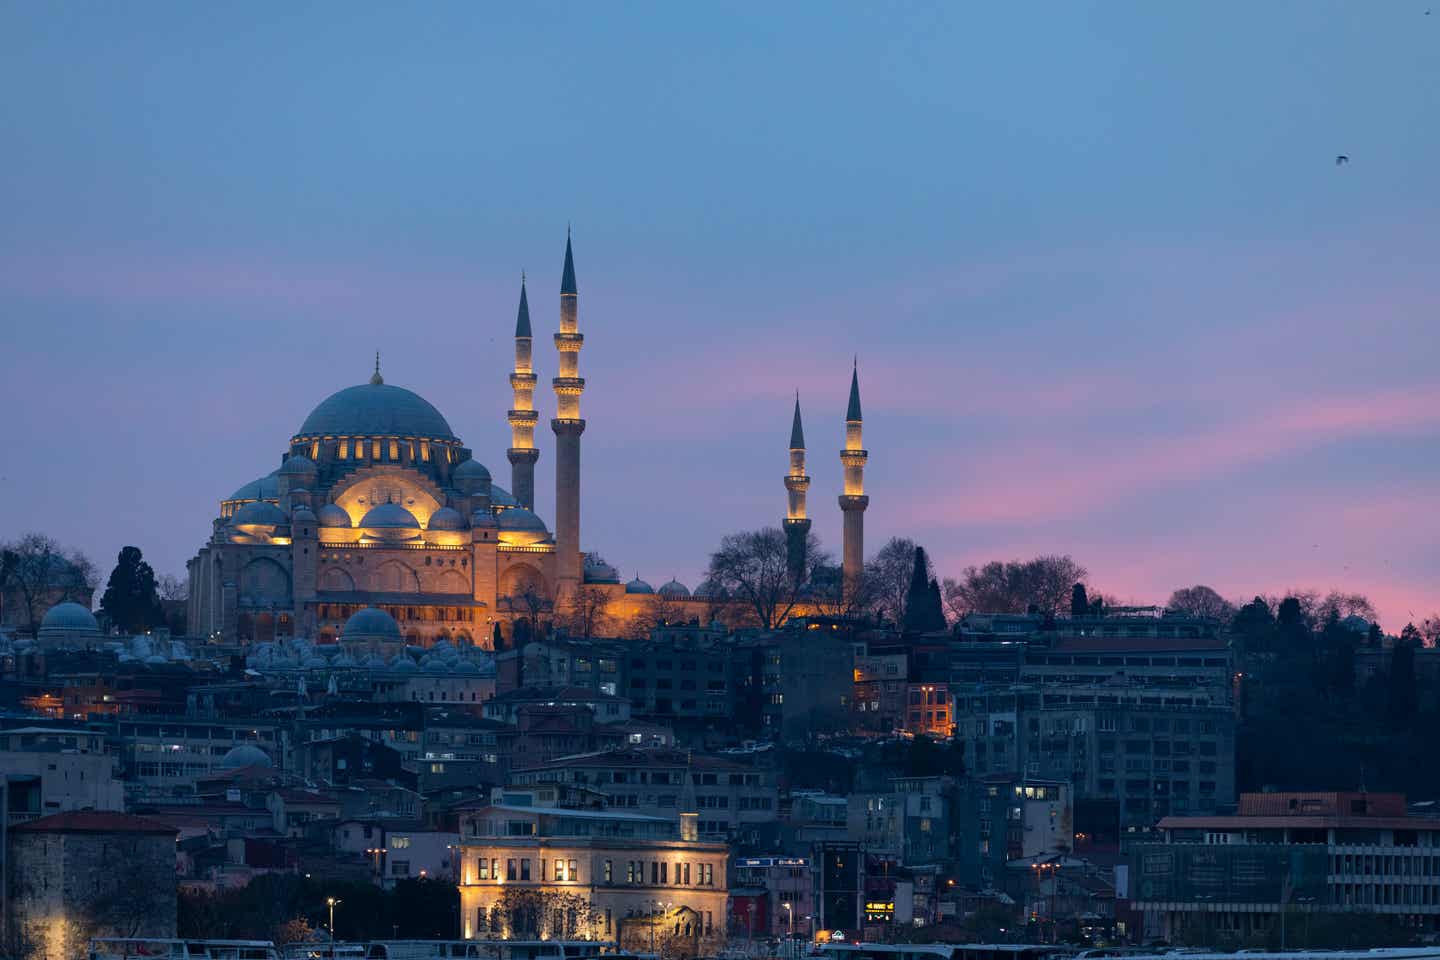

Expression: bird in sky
xmin=1336 ymin=155 xmax=1350 ymax=166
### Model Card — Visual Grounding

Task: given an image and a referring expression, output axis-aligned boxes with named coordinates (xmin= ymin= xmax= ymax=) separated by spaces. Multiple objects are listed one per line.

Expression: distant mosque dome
xmin=341 ymin=607 xmax=402 ymax=646
xmin=38 ymin=602 xmax=101 ymax=647
xmin=626 ymin=576 xmax=655 ymax=595
xmin=659 ymin=579 xmax=691 ymax=599
xmin=360 ymin=502 xmax=422 ymax=541
xmin=295 ymin=381 xmax=457 ymax=442
xmin=428 ymin=506 xmax=467 ymax=531
xmin=220 ymin=744 xmax=273 ymax=769
xmin=317 ymin=503 xmax=352 ymax=528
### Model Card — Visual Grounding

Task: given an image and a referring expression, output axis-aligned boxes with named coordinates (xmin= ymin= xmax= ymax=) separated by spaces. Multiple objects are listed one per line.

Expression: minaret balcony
xmin=839 ymin=494 xmax=870 ymax=511
xmin=554 ymin=332 xmax=585 ymax=349
xmin=507 ymin=409 xmax=540 ymax=424
xmin=784 ymin=475 xmax=811 ymax=491
xmin=839 ymin=449 xmax=869 ymax=466
xmin=509 ymin=372 xmax=538 ymax=387
xmin=552 ymin=377 xmax=586 ymax=395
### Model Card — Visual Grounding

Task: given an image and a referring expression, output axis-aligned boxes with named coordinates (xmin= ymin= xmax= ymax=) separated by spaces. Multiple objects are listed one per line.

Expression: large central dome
xmin=295 ymin=382 xmax=456 ymax=441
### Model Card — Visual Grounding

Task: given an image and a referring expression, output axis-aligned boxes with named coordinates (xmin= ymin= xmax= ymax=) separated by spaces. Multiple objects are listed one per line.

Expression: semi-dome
xmin=625 ymin=576 xmax=655 ymax=595
xmin=341 ymin=607 xmax=403 ymax=645
xmin=489 ymin=485 xmax=519 ymax=508
xmin=229 ymin=470 xmax=281 ymax=503
xmin=317 ymin=503 xmax=352 ymax=528
xmin=296 ymin=382 xmax=456 ymax=441
xmin=360 ymin=502 xmax=422 ymax=541
xmin=233 ymin=500 xmax=288 ymax=527
xmin=220 ymin=744 xmax=273 ymax=769
xmin=279 ymin=454 xmax=317 ymax=477
xmin=40 ymin=602 xmax=100 ymax=634
xmin=659 ymin=579 xmax=691 ymax=599
xmin=428 ymin=507 xmax=466 ymax=531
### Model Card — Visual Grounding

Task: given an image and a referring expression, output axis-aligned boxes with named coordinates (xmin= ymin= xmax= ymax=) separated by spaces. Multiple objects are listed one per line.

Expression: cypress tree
xmin=99 ymin=545 xmax=164 ymax=634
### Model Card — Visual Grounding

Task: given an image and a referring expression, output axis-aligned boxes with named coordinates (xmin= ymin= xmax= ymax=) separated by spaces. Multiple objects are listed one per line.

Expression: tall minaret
xmin=783 ymin=393 xmax=812 ymax=584
xmin=506 ymin=274 xmax=540 ymax=510
xmin=551 ymin=230 xmax=585 ymax=596
xmin=839 ymin=361 xmax=869 ymax=597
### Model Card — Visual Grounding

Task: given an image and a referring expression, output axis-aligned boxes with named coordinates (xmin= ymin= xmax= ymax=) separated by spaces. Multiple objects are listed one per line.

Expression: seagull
xmin=1335 ymin=155 xmax=1350 ymax=166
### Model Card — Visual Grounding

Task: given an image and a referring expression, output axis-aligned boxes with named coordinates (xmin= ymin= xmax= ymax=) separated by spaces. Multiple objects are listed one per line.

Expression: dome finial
xmin=370 ymin=351 xmax=384 ymax=385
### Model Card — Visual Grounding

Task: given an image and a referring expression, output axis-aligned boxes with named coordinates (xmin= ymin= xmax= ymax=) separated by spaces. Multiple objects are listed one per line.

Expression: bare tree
xmin=942 ymin=555 xmax=1088 ymax=617
xmin=1316 ymin=591 xmax=1378 ymax=624
xmin=706 ymin=527 xmax=823 ymax=630
xmin=501 ymin=571 xmax=550 ymax=636
xmin=0 ymin=533 xmax=97 ymax=637
xmin=555 ymin=585 xmax=614 ymax=638
xmin=157 ymin=572 xmax=190 ymax=602
xmin=1166 ymin=585 xmax=1237 ymax=621
xmin=628 ymin=594 xmax=690 ymax=637
xmin=864 ymin=537 xmax=915 ymax=625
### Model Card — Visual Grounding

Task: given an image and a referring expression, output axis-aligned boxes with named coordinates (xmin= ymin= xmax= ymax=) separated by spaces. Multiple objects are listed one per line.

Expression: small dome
xmin=489 ymin=485 xmax=519 ymax=508
xmin=626 ymin=576 xmax=655 ymax=595
xmin=423 ymin=658 xmax=451 ymax=674
xmin=232 ymin=500 xmax=288 ymax=527
xmin=453 ymin=659 xmax=482 ymax=675
xmin=220 ymin=744 xmax=273 ymax=770
xmin=341 ymin=607 xmax=402 ymax=645
xmin=365 ymin=654 xmax=389 ymax=669
xmin=498 ymin=507 xmax=547 ymax=532
xmin=144 ymin=654 xmax=169 ymax=665
xmin=454 ymin=458 xmax=491 ymax=481
xmin=584 ymin=554 xmax=621 ymax=584
xmin=317 ymin=503 xmax=352 ymax=528
xmin=292 ymin=505 xmax=317 ymax=523
xmin=428 ymin=507 xmax=467 ymax=531
xmin=659 ymin=579 xmax=691 ymax=599
xmin=389 ymin=656 xmax=418 ymax=673
xmin=332 ymin=652 xmax=357 ymax=668
xmin=279 ymin=455 xmax=318 ymax=477
xmin=40 ymin=602 xmax=99 ymax=634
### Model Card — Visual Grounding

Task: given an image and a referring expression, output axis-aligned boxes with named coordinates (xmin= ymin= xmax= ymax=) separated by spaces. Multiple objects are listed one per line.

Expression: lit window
xmin=421 ymin=441 xmax=431 ymax=461
xmin=339 ymin=440 xmax=349 ymax=460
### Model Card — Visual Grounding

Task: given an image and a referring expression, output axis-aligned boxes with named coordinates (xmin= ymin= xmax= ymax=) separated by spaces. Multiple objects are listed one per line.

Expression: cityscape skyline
xmin=2 ymin=2 xmax=1438 ymax=626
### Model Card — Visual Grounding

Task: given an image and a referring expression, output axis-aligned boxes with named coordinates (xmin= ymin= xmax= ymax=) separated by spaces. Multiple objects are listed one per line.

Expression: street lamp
xmin=327 ymin=897 xmax=342 ymax=940
xmin=783 ymin=902 xmax=794 ymax=939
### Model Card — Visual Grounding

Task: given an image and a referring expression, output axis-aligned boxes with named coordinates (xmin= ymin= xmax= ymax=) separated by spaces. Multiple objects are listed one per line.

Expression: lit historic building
xmin=456 ymin=803 xmax=729 ymax=957
xmin=186 ymin=232 xmax=871 ymax=649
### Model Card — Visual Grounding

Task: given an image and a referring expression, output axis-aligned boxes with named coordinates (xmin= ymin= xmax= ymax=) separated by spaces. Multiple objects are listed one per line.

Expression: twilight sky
xmin=2 ymin=2 xmax=1438 ymax=628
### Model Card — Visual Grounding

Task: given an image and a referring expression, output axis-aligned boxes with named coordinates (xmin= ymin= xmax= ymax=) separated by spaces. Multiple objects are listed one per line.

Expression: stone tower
xmin=839 ymin=361 xmax=869 ymax=597
xmin=551 ymin=231 xmax=585 ymax=597
xmin=783 ymin=393 xmax=811 ymax=584
xmin=507 ymin=275 xmax=540 ymax=510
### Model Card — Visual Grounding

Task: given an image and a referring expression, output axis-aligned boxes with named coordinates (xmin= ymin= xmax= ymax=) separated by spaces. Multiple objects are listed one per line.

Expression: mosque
xmin=185 ymin=234 xmax=870 ymax=650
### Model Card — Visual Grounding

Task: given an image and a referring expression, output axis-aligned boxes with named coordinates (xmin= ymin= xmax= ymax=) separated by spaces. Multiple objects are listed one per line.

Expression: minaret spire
xmin=507 ymin=273 xmax=540 ymax=509
xmin=370 ymin=352 xmax=384 ymax=385
xmin=784 ymin=392 xmax=812 ymax=584
xmin=839 ymin=362 xmax=869 ymax=598
xmin=552 ymin=229 xmax=586 ymax=598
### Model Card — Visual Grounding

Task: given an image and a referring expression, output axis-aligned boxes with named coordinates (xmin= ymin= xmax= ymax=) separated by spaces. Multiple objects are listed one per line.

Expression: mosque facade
xmin=186 ymin=234 xmax=868 ymax=650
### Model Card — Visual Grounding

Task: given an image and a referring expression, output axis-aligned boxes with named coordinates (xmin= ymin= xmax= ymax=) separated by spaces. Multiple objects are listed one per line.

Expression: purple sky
xmin=2 ymin=3 xmax=1438 ymax=628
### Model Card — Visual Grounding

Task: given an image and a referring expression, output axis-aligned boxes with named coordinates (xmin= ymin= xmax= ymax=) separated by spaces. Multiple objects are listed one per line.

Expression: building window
xmin=507 ymin=859 xmax=517 ymax=881
xmin=339 ymin=440 xmax=349 ymax=460
xmin=604 ymin=859 xmax=613 ymax=883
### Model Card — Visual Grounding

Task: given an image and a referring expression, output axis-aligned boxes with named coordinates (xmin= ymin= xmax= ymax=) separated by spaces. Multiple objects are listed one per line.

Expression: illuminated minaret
xmin=506 ymin=274 xmax=540 ymax=510
xmin=783 ymin=393 xmax=811 ymax=584
xmin=839 ymin=360 xmax=869 ymax=596
xmin=551 ymin=230 xmax=585 ymax=596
